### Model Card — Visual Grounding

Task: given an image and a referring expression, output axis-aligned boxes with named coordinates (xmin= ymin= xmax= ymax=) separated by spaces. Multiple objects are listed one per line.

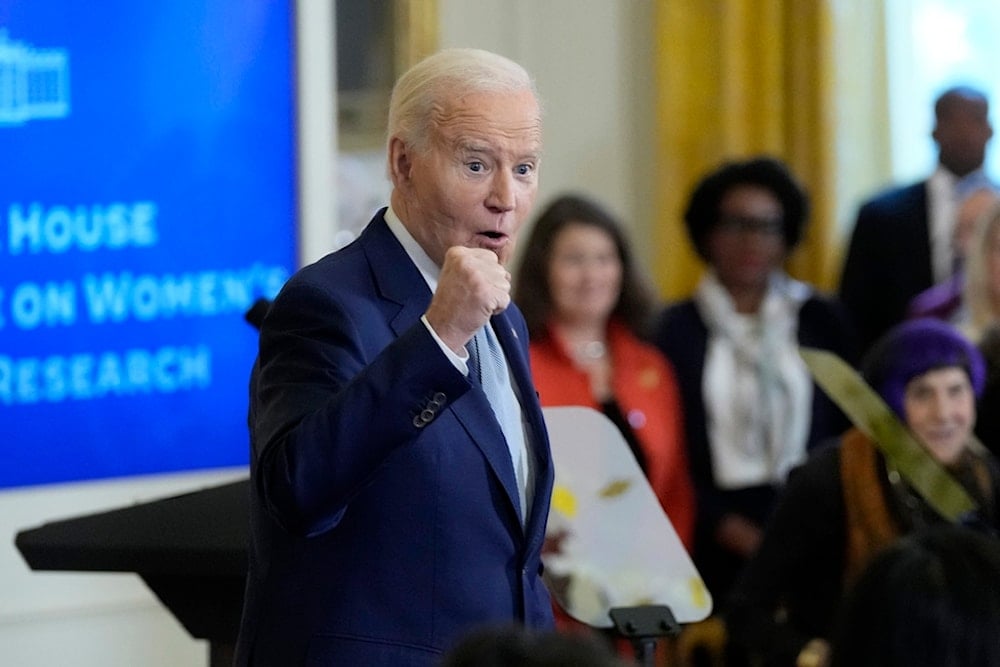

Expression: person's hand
xmin=796 ymin=638 xmax=830 ymax=667
xmin=426 ymin=246 xmax=511 ymax=354
xmin=715 ymin=513 xmax=763 ymax=558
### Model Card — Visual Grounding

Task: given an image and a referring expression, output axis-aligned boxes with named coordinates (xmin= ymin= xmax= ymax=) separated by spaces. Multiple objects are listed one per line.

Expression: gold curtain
xmin=394 ymin=0 xmax=439 ymax=73
xmin=653 ymin=0 xmax=842 ymax=299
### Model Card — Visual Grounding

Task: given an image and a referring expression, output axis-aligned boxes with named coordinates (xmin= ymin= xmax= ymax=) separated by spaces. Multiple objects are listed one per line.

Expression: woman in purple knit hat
xmin=724 ymin=318 xmax=1000 ymax=667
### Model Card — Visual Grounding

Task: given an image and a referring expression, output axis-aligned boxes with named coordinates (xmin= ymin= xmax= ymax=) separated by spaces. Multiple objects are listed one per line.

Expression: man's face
xmin=393 ymin=88 xmax=542 ymax=267
xmin=934 ymin=96 xmax=993 ymax=177
xmin=903 ymin=366 xmax=976 ymax=467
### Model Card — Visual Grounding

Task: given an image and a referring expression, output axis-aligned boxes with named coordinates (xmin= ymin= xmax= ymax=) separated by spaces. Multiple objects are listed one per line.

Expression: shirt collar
xmin=932 ymin=164 xmax=991 ymax=194
xmin=384 ymin=205 xmax=440 ymax=292
xmin=929 ymin=165 xmax=958 ymax=192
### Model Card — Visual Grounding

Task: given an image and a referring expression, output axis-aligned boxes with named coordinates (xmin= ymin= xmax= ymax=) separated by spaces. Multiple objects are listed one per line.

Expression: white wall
xmin=885 ymin=0 xmax=1000 ymax=185
xmin=438 ymin=0 xmax=658 ymax=271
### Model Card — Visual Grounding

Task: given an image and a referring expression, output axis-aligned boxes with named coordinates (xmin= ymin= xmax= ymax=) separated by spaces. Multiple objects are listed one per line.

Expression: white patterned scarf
xmin=695 ymin=270 xmax=814 ymax=489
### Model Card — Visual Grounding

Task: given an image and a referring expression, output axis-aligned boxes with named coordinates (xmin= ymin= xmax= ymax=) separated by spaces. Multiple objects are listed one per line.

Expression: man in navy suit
xmin=839 ymin=85 xmax=993 ymax=354
xmin=235 ymin=48 xmax=555 ymax=665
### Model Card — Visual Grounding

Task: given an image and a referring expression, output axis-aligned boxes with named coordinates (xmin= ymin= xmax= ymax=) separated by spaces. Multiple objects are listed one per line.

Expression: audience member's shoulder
xmin=801 ymin=289 xmax=847 ymax=315
xmin=655 ymin=299 xmax=700 ymax=332
xmin=854 ymin=181 xmax=928 ymax=228
xmin=803 ymin=290 xmax=855 ymax=327
xmin=807 ymin=436 xmax=843 ymax=465
xmin=651 ymin=299 xmax=703 ymax=355
xmin=799 ymin=291 xmax=861 ymax=360
xmin=788 ymin=436 xmax=842 ymax=477
xmin=862 ymin=180 xmax=926 ymax=208
xmin=830 ymin=524 xmax=1000 ymax=667
xmin=777 ymin=438 xmax=845 ymax=507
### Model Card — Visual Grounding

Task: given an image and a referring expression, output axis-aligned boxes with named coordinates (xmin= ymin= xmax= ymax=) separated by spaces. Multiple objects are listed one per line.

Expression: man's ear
xmin=388 ymin=136 xmax=411 ymax=187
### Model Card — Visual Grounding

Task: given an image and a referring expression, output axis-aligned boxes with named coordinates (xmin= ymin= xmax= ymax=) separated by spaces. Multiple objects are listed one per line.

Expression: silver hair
xmin=386 ymin=48 xmax=540 ymax=156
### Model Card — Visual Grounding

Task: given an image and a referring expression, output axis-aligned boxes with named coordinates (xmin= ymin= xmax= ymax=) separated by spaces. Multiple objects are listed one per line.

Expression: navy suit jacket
xmin=235 ymin=211 xmax=555 ymax=666
xmin=838 ymin=181 xmax=934 ymax=353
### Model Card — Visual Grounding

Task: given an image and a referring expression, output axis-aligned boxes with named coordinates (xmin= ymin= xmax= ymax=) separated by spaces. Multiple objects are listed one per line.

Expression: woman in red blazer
xmin=514 ymin=194 xmax=695 ymax=548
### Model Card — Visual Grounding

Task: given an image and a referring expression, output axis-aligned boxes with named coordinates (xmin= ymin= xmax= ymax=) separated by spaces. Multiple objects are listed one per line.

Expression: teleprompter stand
xmin=540 ymin=407 xmax=711 ymax=664
xmin=609 ymin=605 xmax=681 ymax=666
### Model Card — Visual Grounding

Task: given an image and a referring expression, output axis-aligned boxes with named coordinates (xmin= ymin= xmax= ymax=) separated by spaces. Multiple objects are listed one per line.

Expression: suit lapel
xmin=359 ymin=211 xmax=433 ymax=335
xmin=360 ymin=214 xmax=529 ymax=527
xmin=452 ymin=387 xmax=525 ymax=526
xmin=914 ymin=182 xmax=934 ymax=286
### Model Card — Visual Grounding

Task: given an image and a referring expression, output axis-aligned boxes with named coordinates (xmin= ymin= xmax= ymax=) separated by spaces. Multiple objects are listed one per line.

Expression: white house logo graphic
xmin=0 ymin=30 xmax=71 ymax=127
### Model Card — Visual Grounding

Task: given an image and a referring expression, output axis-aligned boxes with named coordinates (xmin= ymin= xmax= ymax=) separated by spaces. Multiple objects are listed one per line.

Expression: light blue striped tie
xmin=469 ymin=324 xmax=531 ymax=524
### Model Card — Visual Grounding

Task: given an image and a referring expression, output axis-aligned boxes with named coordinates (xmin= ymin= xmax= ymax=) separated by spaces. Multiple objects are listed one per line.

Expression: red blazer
xmin=529 ymin=319 xmax=695 ymax=549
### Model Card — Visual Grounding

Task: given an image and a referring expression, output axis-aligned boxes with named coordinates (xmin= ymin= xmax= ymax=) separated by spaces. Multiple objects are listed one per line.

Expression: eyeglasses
xmin=715 ymin=214 xmax=784 ymax=237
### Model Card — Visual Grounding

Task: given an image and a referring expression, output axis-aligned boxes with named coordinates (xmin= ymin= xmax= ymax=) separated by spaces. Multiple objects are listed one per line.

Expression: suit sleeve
xmin=838 ymin=203 xmax=882 ymax=353
xmin=250 ymin=278 xmax=472 ymax=537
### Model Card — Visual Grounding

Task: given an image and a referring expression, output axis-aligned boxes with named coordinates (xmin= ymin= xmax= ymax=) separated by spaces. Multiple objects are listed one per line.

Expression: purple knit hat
xmin=861 ymin=318 xmax=986 ymax=418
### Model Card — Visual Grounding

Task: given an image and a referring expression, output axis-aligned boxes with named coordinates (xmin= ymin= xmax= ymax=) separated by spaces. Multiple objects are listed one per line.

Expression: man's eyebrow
xmin=454 ymin=138 xmax=490 ymax=152
xmin=453 ymin=139 xmax=541 ymax=163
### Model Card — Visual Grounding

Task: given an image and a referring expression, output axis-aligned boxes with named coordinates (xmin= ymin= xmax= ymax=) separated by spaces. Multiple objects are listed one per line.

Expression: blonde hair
xmin=386 ymin=48 xmax=539 ymax=157
xmin=962 ymin=199 xmax=1000 ymax=341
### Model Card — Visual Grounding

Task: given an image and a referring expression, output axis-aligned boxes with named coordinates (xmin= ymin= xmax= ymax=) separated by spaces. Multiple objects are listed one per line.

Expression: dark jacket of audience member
xmin=726 ymin=319 xmax=1000 ymax=666
xmin=830 ymin=525 xmax=1000 ymax=667
xmin=839 ymin=85 xmax=994 ymax=354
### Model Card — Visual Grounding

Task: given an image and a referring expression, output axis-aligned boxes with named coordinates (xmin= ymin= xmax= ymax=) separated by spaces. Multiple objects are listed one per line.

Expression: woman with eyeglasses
xmin=651 ymin=157 xmax=858 ymax=635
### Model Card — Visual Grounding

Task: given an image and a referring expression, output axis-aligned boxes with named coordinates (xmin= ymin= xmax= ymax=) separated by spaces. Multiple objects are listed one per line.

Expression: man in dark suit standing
xmin=839 ymin=85 xmax=994 ymax=353
xmin=235 ymin=48 xmax=554 ymax=666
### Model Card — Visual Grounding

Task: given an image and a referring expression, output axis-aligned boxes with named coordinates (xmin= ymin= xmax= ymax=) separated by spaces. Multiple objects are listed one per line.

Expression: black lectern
xmin=15 ymin=479 xmax=250 ymax=667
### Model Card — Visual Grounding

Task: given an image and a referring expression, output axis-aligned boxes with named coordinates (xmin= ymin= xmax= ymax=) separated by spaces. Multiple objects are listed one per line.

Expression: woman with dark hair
xmin=726 ymin=318 xmax=1000 ymax=667
xmin=830 ymin=525 xmax=1000 ymax=667
xmin=651 ymin=157 xmax=857 ymax=613
xmin=514 ymin=193 xmax=695 ymax=546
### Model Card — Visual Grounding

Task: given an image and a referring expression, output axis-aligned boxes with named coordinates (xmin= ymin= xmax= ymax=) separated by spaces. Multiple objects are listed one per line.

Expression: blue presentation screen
xmin=1 ymin=3 xmax=297 ymax=488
